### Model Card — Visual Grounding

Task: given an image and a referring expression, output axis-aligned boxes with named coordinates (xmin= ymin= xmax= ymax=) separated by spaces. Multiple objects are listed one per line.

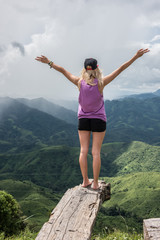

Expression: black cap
xmin=84 ymin=58 xmax=98 ymax=70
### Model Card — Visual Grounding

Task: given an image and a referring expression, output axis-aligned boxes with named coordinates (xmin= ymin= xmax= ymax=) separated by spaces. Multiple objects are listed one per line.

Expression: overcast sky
xmin=0 ymin=0 xmax=160 ymax=101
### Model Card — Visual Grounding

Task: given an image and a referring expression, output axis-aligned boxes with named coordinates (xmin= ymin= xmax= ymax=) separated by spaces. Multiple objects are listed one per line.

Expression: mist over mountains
xmin=121 ymin=88 xmax=160 ymax=100
xmin=17 ymin=97 xmax=77 ymax=125
xmin=0 ymin=97 xmax=79 ymax=153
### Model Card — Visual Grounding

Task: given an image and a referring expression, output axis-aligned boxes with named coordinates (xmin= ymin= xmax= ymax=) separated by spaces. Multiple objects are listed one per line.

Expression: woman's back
xmin=78 ymin=78 xmax=106 ymax=122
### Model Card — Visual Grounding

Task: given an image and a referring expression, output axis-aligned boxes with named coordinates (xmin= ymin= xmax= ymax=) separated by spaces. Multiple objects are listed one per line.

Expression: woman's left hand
xmin=35 ymin=55 xmax=50 ymax=64
xmin=135 ymin=48 xmax=150 ymax=58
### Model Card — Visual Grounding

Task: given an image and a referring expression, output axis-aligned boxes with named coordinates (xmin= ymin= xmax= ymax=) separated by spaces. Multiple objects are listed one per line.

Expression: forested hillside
xmin=104 ymin=96 xmax=160 ymax=145
xmin=0 ymin=96 xmax=160 ymax=152
xmin=0 ymin=93 xmax=160 ymax=237
xmin=17 ymin=97 xmax=77 ymax=125
xmin=0 ymin=97 xmax=78 ymax=153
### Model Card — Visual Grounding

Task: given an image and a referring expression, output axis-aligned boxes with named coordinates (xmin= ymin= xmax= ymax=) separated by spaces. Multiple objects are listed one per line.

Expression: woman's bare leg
xmin=92 ymin=131 xmax=106 ymax=189
xmin=78 ymin=130 xmax=92 ymax=187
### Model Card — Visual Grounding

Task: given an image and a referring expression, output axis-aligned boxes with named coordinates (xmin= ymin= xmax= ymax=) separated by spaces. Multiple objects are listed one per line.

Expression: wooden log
xmin=36 ymin=180 xmax=111 ymax=240
xmin=143 ymin=218 xmax=160 ymax=240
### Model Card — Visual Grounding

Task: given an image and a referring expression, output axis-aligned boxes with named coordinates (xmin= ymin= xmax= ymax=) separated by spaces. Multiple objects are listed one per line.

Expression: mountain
xmin=1 ymin=96 xmax=160 ymax=146
xmin=104 ymin=96 xmax=160 ymax=145
xmin=1 ymin=95 xmax=160 ymax=236
xmin=0 ymin=97 xmax=79 ymax=153
xmin=52 ymin=99 xmax=78 ymax=112
xmin=123 ymin=89 xmax=160 ymax=100
xmin=154 ymin=89 xmax=160 ymax=96
xmin=104 ymin=171 xmax=160 ymax=219
xmin=0 ymin=141 xmax=159 ymax=192
xmin=98 ymin=172 xmax=160 ymax=232
xmin=0 ymin=138 xmax=159 ymax=233
xmin=0 ymin=145 xmax=92 ymax=192
xmin=100 ymin=141 xmax=160 ymax=177
xmin=17 ymin=97 xmax=77 ymax=125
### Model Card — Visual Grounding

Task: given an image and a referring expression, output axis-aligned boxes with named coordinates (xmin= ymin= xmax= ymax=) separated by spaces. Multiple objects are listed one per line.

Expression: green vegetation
xmin=105 ymin=97 xmax=160 ymax=145
xmin=0 ymin=141 xmax=159 ymax=193
xmin=0 ymin=96 xmax=160 ymax=238
xmin=0 ymin=228 xmax=37 ymax=240
xmin=101 ymin=141 xmax=160 ymax=176
xmin=0 ymin=191 xmax=25 ymax=236
xmin=0 ymin=229 xmax=142 ymax=240
xmin=91 ymin=230 xmax=143 ymax=240
xmin=103 ymin=172 xmax=160 ymax=219
xmin=17 ymin=97 xmax=77 ymax=125
xmin=0 ymin=180 xmax=61 ymax=232
xmin=0 ymin=98 xmax=79 ymax=153
xmin=0 ymin=146 xmax=92 ymax=192
xmin=93 ymin=207 xmax=143 ymax=235
xmin=1 ymin=172 xmax=159 ymax=236
xmin=0 ymin=97 xmax=160 ymax=154
xmin=0 ymin=141 xmax=160 ymax=234
xmin=91 ymin=172 xmax=160 ymax=234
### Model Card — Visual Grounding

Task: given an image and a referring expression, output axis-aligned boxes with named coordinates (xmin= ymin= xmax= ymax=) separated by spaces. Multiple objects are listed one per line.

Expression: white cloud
xmin=152 ymin=68 xmax=160 ymax=78
xmin=150 ymin=35 xmax=160 ymax=42
xmin=0 ymin=0 xmax=160 ymax=100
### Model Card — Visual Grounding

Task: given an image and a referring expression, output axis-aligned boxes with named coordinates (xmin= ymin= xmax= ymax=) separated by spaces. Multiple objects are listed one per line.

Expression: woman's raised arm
xmin=102 ymin=48 xmax=150 ymax=87
xmin=35 ymin=55 xmax=80 ymax=86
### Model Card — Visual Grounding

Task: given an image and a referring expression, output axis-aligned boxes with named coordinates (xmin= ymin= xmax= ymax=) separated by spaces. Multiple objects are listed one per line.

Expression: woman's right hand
xmin=35 ymin=55 xmax=50 ymax=64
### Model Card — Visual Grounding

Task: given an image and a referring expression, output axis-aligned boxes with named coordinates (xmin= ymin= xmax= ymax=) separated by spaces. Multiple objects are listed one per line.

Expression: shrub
xmin=0 ymin=191 xmax=26 ymax=236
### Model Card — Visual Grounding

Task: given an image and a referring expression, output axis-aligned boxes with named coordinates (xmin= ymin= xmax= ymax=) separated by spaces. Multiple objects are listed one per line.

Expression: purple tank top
xmin=78 ymin=79 xmax=107 ymax=122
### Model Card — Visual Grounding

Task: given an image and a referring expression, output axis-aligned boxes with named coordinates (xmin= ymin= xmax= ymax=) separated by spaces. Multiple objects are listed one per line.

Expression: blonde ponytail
xmin=78 ymin=67 xmax=103 ymax=89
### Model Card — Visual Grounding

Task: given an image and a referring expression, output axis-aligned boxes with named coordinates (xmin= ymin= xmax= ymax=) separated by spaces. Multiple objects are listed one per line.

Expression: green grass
xmin=0 ymin=179 xmax=62 ymax=231
xmin=103 ymin=172 xmax=160 ymax=218
xmin=0 ymin=229 xmax=143 ymax=240
xmin=0 ymin=141 xmax=160 ymax=193
xmin=91 ymin=230 xmax=143 ymax=240
xmin=101 ymin=141 xmax=160 ymax=176
xmin=91 ymin=172 xmax=160 ymax=234
xmin=0 ymin=228 xmax=37 ymax=240
xmin=0 ymin=145 xmax=88 ymax=192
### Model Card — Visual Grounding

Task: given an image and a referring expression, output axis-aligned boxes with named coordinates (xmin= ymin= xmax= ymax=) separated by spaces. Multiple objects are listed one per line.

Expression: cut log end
xmin=143 ymin=218 xmax=160 ymax=240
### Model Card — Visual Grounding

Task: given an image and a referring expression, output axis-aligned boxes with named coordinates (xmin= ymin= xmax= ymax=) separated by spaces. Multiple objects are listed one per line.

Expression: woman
xmin=35 ymin=48 xmax=149 ymax=190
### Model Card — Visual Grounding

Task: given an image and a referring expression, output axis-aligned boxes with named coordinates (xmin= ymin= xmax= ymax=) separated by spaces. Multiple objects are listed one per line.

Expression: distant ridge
xmin=1 ymin=95 xmax=160 ymax=146
xmin=122 ymin=89 xmax=160 ymax=100
xmin=16 ymin=97 xmax=77 ymax=125
xmin=0 ymin=97 xmax=78 ymax=152
xmin=104 ymin=96 xmax=160 ymax=145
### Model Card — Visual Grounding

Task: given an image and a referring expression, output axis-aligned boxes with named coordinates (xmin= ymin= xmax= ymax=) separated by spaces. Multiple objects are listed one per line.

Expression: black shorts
xmin=78 ymin=118 xmax=106 ymax=132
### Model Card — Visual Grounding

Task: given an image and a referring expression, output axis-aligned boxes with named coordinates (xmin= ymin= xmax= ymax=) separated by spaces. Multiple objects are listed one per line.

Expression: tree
xmin=0 ymin=191 xmax=25 ymax=235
